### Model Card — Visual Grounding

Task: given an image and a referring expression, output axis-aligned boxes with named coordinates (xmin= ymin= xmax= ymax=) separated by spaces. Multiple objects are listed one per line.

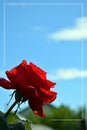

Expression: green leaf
xmin=3 ymin=112 xmax=32 ymax=130
xmin=24 ymin=123 xmax=32 ymax=130
xmin=7 ymin=112 xmax=17 ymax=124
xmin=0 ymin=115 xmax=10 ymax=130
xmin=7 ymin=112 xmax=32 ymax=130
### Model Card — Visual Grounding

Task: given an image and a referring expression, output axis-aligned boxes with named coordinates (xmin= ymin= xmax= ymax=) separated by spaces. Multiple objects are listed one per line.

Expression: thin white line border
xmin=3 ymin=2 xmax=84 ymax=121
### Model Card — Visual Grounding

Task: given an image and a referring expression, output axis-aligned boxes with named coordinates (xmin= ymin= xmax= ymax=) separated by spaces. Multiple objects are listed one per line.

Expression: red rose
xmin=0 ymin=60 xmax=57 ymax=117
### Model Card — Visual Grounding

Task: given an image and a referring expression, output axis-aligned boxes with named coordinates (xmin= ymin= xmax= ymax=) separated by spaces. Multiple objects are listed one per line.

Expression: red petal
xmin=17 ymin=85 xmax=37 ymax=99
xmin=6 ymin=61 xmax=29 ymax=88
xmin=25 ymin=64 xmax=45 ymax=89
xmin=34 ymin=109 xmax=46 ymax=118
xmin=0 ymin=78 xmax=14 ymax=89
xmin=29 ymin=62 xmax=47 ymax=79
xmin=47 ymin=80 xmax=56 ymax=88
xmin=37 ymin=87 xmax=57 ymax=103
xmin=28 ymin=98 xmax=46 ymax=117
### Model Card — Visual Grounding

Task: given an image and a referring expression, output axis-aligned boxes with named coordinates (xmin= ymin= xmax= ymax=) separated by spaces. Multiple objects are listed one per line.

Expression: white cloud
xmin=48 ymin=69 xmax=87 ymax=80
xmin=49 ymin=17 xmax=87 ymax=41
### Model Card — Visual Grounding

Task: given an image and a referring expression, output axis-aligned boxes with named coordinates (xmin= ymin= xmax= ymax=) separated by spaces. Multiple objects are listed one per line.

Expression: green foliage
xmin=20 ymin=104 xmax=86 ymax=130
xmin=7 ymin=112 xmax=17 ymax=124
xmin=0 ymin=111 xmax=32 ymax=130
xmin=51 ymin=105 xmax=76 ymax=119
xmin=24 ymin=123 xmax=32 ymax=130
xmin=0 ymin=105 xmax=86 ymax=130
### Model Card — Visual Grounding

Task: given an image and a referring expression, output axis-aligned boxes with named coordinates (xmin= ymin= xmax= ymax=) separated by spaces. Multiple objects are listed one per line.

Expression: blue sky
xmin=0 ymin=0 xmax=87 ymax=118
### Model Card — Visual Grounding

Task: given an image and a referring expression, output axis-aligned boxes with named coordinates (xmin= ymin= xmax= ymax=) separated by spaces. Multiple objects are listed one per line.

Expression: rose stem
xmin=4 ymin=100 xmax=18 ymax=117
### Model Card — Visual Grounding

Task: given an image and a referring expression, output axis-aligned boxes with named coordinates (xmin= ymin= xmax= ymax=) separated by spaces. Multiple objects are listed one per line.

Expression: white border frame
xmin=3 ymin=2 xmax=84 ymax=121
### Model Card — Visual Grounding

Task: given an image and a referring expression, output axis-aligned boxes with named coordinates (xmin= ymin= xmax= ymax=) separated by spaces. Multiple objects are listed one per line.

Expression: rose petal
xmin=30 ymin=62 xmax=47 ymax=79
xmin=28 ymin=97 xmax=46 ymax=117
xmin=0 ymin=78 xmax=14 ymax=89
xmin=37 ymin=87 xmax=57 ymax=103
xmin=6 ymin=62 xmax=29 ymax=88
xmin=47 ymin=80 xmax=56 ymax=88
xmin=0 ymin=60 xmax=57 ymax=117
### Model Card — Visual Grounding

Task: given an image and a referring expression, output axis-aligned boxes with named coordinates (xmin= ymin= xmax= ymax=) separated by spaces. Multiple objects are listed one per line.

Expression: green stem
xmin=4 ymin=100 xmax=18 ymax=117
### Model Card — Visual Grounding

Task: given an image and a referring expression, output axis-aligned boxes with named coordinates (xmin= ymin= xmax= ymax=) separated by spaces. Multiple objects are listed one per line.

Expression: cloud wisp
xmin=48 ymin=69 xmax=87 ymax=80
xmin=48 ymin=17 xmax=87 ymax=41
